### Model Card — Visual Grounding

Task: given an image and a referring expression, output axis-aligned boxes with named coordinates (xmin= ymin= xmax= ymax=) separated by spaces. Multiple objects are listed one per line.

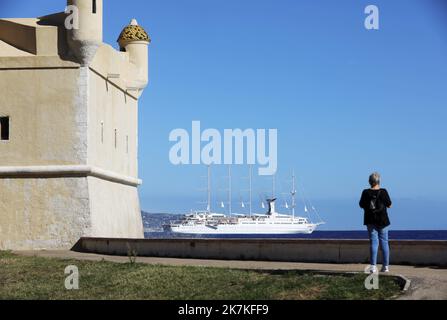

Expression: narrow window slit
xmin=0 ymin=116 xmax=10 ymax=141
xmin=100 ymin=121 xmax=104 ymax=143
xmin=126 ymin=135 xmax=129 ymax=154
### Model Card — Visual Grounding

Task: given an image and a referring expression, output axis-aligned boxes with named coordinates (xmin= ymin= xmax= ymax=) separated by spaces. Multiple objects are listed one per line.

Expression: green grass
xmin=0 ymin=251 xmax=402 ymax=300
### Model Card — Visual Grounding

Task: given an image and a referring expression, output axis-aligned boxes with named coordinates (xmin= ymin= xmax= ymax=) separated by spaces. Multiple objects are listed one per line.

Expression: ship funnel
xmin=266 ymin=198 xmax=277 ymax=215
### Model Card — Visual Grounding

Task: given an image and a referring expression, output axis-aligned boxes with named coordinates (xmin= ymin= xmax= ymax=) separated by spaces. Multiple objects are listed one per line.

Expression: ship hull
xmin=165 ymin=223 xmax=317 ymax=235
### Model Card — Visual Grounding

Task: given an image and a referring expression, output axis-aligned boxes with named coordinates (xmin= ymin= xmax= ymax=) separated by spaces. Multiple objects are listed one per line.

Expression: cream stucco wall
xmin=0 ymin=10 xmax=148 ymax=250
xmin=0 ymin=19 xmax=60 ymax=56
xmin=0 ymin=177 xmax=91 ymax=250
xmin=85 ymin=45 xmax=143 ymax=239
xmin=88 ymin=177 xmax=143 ymax=238
xmin=0 ymin=61 xmax=144 ymax=249
xmin=0 ymin=46 xmax=92 ymax=249
xmin=88 ymin=66 xmax=138 ymax=178
xmin=0 ymin=67 xmax=86 ymax=166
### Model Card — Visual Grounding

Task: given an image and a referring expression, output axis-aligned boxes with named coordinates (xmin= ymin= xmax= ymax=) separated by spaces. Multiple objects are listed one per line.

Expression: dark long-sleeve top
xmin=359 ymin=188 xmax=392 ymax=228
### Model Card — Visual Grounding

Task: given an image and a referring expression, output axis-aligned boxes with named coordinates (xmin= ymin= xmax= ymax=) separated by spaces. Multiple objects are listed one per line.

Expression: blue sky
xmin=2 ymin=0 xmax=447 ymax=229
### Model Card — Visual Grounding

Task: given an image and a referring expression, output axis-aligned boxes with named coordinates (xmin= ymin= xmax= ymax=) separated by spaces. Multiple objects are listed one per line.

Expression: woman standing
xmin=359 ymin=172 xmax=392 ymax=273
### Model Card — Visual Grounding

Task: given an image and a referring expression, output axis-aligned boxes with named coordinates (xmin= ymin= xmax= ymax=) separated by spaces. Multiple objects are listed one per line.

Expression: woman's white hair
xmin=369 ymin=172 xmax=381 ymax=187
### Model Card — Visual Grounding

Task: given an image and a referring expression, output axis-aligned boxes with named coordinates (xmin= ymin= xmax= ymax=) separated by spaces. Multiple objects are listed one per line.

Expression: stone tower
xmin=66 ymin=0 xmax=103 ymax=65
xmin=0 ymin=0 xmax=150 ymax=249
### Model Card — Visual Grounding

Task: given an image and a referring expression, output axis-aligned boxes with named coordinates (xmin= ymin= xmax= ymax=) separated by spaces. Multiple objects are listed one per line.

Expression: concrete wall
xmin=75 ymin=238 xmax=447 ymax=266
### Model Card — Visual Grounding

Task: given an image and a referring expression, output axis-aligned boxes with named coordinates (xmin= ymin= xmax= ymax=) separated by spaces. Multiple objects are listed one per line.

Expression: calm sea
xmin=142 ymin=212 xmax=447 ymax=240
xmin=144 ymin=230 xmax=447 ymax=240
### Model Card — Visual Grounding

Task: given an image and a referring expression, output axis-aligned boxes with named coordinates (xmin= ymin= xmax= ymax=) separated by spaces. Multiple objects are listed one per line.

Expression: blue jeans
xmin=367 ymin=225 xmax=390 ymax=266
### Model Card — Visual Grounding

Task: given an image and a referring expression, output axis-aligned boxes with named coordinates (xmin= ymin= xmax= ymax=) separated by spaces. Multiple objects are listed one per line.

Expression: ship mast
xmin=207 ymin=165 xmax=211 ymax=212
xmin=228 ymin=165 xmax=232 ymax=215
xmin=272 ymin=174 xmax=276 ymax=198
xmin=291 ymin=170 xmax=296 ymax=219
xmin=249 ymin=165 xmax=253 ymax=216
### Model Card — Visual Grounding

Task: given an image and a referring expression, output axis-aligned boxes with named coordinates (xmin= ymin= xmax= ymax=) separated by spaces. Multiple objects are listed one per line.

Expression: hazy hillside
xmin=141 ymin=211 xmax=182 ymax=232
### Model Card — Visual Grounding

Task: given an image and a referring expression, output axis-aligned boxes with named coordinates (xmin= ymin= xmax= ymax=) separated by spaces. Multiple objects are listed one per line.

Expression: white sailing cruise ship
xmin=163 ymin=166 xmax=325 ymax=235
